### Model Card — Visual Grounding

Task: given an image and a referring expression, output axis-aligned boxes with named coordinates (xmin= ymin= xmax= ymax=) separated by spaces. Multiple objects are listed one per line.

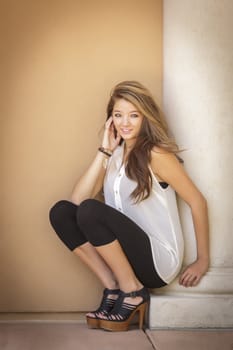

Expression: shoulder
xmin=151 ymin=147 xmax=205 ymax=207
xmin=150 ymin=146 xmax=182 ymax=181
xmin=151 ymin=146 xmax=178 ymax=164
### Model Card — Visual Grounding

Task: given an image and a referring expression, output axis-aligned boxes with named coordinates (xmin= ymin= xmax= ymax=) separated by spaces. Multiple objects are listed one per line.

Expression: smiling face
xmin=112 ymin=99 xmax=144 ymax=146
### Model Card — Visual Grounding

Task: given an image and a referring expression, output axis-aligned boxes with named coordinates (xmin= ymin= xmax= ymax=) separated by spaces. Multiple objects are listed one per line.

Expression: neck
xmin=124 ymin=139 xmax=136 ymax=153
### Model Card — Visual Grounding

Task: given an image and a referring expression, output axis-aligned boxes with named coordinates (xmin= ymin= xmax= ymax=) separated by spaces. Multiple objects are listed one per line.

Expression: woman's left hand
xmin=179 ymin=257 xmax=209 ymax=287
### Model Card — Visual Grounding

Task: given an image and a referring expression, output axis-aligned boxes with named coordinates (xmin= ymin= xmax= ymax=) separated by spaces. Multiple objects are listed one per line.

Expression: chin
xmin=120 ymin=134 xmax=136 ymax=140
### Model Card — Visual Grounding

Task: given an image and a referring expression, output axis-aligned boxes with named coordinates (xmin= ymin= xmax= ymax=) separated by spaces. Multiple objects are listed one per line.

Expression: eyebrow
xmin=113 ymin=110 xmax=139 ymax=113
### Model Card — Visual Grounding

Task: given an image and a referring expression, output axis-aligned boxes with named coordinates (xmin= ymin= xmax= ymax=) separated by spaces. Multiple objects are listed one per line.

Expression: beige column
xmin=149 ymin=0 xmax=233 ymax=328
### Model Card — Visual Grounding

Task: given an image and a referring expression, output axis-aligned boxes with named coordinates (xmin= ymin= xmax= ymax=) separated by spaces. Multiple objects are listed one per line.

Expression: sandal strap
xmin=118 ymin=287 xmax=150 ymax=300
xmin=108 ymin=301 xmax=137 ymax=321
xmin=103 ymin=288 xmax=120 ymax=296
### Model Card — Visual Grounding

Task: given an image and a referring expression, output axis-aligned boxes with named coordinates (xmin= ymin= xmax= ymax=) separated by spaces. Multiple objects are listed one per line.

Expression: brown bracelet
xmin=98 ymin=147 xmax=112 ymax=157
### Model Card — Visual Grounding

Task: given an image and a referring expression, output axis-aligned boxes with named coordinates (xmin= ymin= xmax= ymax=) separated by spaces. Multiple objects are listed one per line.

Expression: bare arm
xmin=70 ymin=116 xmax=121 ymax=205
xmin=70 ymin=151 xmax=108 ymax=205
xmin=151 ymin=148 xmax=209 ymax=287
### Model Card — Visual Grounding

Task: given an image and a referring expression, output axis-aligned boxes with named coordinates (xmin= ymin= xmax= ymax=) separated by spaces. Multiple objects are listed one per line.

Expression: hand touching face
xmin=102 ymin=116 xmax=121 ymax=151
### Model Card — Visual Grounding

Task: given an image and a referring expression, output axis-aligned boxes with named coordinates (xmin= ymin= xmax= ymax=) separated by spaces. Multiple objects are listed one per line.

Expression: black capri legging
xmin=49 ymin=199 xmax=167 ymax=289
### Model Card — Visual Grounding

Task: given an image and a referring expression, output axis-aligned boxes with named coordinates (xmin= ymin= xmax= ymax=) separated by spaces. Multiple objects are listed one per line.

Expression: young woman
xmin=49 ymin=81 xmax=209 ymax=332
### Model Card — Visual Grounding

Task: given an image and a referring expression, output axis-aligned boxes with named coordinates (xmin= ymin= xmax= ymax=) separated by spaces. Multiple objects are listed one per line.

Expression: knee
xmin=76 ymin=199 xmax=100 ymax=228
xmin=49 ymin=200 xmax=77 ymax=227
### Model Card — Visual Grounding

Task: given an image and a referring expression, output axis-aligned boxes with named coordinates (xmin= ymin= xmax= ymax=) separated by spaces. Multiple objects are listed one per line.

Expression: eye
xmin=131 ymin=113 xmax=139 ymax=118
xmin=114 ymin=113 xmax=121 ymax=118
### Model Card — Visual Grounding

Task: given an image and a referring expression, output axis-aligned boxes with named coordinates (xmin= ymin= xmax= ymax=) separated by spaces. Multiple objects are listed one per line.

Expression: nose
xmin=122 ymin=115 xmax=130 ymax=125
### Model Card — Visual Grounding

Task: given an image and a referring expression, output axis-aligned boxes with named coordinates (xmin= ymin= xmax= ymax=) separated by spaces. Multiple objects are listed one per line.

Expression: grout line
xmin=0 ymin=319 xmax=86 ymax=324
xmin=143 ymin=328 xmax=157 ymax=350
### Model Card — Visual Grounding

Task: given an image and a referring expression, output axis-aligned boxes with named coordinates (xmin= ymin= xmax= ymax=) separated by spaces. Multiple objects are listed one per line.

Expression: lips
xmin=120 ymin=128 xmax=132 ymax=134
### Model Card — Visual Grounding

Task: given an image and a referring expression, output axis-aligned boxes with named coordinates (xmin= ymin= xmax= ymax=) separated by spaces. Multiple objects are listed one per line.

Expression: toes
xmin=99 ymin=314 xmax=108 ymax=320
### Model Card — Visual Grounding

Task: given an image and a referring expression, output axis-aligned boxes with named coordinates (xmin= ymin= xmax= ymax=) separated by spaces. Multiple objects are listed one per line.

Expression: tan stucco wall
xmin=0 ymin=0 xmax=162 ymax=311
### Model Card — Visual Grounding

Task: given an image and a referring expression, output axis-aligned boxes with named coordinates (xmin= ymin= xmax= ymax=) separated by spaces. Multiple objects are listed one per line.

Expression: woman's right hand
xmin=101 ymin=116 xmax=121 ymax=151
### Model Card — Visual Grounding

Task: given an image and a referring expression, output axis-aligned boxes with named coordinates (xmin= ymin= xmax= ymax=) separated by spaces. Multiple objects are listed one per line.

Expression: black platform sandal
xmin=86 ymin=288 xmax=120 ymax=328
xmin=99 ymin=287 xmax=150 ymax=332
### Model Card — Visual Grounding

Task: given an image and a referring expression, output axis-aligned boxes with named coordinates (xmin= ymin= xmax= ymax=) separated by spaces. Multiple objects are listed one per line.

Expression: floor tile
xmin=146 ymin=329 xmax=233 ymax=350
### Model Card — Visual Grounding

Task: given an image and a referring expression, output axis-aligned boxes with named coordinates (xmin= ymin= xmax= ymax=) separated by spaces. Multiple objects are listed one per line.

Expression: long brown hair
xmin=106 ymin=80 xmax=180 ymax=203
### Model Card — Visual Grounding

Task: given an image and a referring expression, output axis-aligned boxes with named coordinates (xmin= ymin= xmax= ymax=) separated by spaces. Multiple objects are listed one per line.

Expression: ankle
xmin=105 ymin=281 xmax=119 ymax=290
xmin=120 ymin=281 xmax=144 ymax=294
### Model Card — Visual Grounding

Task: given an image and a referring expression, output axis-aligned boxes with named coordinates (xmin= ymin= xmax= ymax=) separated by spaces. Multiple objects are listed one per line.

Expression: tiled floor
xmin=147 ymin=329 xmax=233 ymax=350
xmin=0 ymin=321 xmax=233 ymax=350
xmin=0 ymin=323 xmax=152 ymax=350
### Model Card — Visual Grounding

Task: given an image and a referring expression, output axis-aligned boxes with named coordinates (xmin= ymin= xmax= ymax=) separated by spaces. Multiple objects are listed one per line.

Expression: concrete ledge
xmin=149 ymin=294 xmax=233 ymax=328
xmin=149 ymin=267 xmax=233 ymax=328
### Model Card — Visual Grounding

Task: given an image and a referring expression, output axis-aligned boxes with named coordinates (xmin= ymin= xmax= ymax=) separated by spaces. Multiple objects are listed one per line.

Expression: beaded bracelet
xmin=98 ymin=146 xmax=112 ymax=157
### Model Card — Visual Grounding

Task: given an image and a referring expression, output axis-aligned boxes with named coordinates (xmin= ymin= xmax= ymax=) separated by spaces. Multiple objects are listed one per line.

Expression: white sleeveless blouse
xmin=103 ymin=144 xmax=184 ymax=284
